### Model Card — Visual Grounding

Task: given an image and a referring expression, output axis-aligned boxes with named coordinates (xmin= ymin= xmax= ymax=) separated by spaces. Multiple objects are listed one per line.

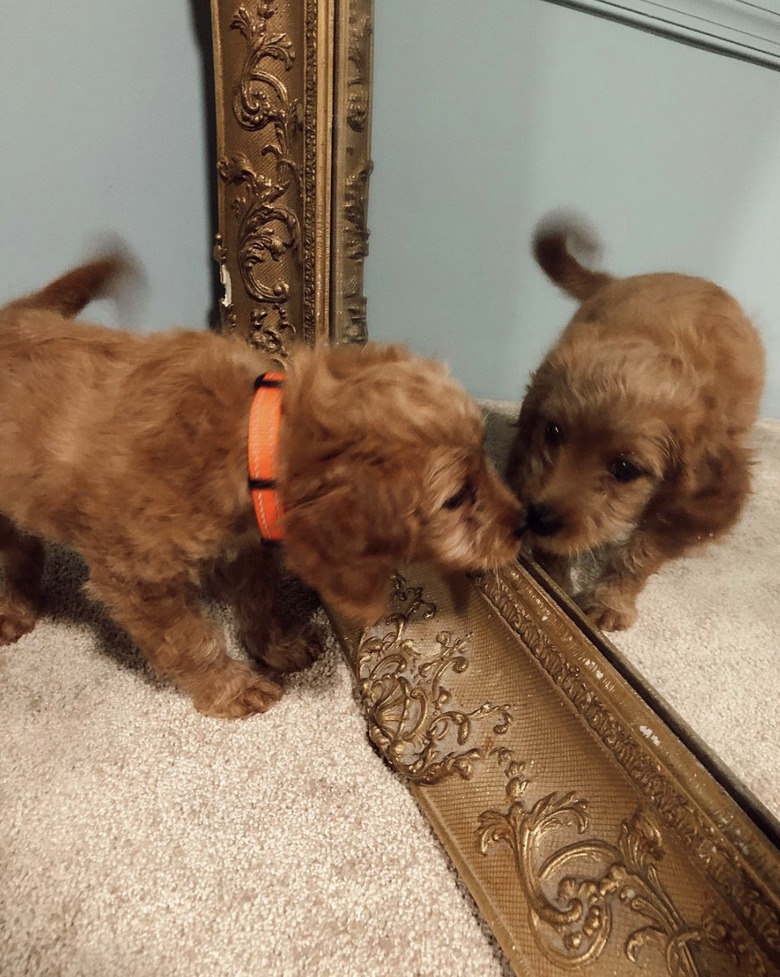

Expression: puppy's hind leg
xmin=210 ymin=543 xmax=324 ymax=675
xmin=0 ymin=515 xmax=44 ymax=644
xmin=89 ymin=572 xmax=283 ymax=718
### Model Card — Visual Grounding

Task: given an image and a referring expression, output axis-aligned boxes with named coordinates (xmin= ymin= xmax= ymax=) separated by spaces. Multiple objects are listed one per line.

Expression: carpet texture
xmin=1 ymin=411 xmax=777 ymax=977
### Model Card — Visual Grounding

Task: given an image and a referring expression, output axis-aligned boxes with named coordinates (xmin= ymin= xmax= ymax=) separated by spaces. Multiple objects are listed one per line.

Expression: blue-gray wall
xmin=3 ymin=2 xmax=779 ymax=418
xmin=0 ymin=1 xmax=214 ymax=329
xmin=365 ymin=1 xmax=780 ymax=418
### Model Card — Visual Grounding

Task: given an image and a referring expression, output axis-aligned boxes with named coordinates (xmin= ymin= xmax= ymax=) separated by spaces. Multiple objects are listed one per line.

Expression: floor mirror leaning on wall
xmin=213 ymin=0 xmax=780 ymax=971
xmin=320 ymin=2 xmax=780 ymax=974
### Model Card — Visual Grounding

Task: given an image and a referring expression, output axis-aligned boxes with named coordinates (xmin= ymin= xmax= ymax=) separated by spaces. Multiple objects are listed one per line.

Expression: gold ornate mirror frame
xmin=211 ymin=0 xmax=371 ymax=358
xmin=210 ymin=3 xmax=780 ymax=975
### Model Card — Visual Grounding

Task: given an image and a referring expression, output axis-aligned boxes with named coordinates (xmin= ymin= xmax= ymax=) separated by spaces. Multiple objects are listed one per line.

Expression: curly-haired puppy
xmin=506 ymin=216 xmax=765 ymax=631
xmin=0 ymin=256 xmax=524 ymax=717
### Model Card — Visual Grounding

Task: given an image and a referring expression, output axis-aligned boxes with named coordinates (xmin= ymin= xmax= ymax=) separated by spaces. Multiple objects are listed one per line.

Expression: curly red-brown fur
xmin=0 ymin=254 xmax=523 ymax=715
xmin=507 ymin=217 xmax=765 ymax=631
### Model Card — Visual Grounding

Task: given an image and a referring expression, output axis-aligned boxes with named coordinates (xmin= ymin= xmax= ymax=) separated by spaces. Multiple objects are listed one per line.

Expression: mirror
xmin=363 ymin=1 xmax=780 ymax=819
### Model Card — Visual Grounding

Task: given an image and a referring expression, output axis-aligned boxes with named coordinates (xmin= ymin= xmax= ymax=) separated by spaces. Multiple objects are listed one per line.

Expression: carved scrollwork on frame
xmin=346 ymin=2 xmax=370 ymax=134
xmin=332 ymin=0 xmax=373 ymax=345
xmin=332 ymin=562 xmax=780 ymax=975
xmin=357 ymin=574 xmax=513 ymax=785
xmin=216 ymin=151 xmax=300 ymax=304
xmin=473 ymin=564 xmax=780 ymax=967
xmin=213 ymin=0 xmax=373 ymax=349
xmin=479 ymin=758 xmax=768 ymax=976
xmin=344 ymin=161 xmax=371 ymax=265
xmin=230 ymin=2 xmax=298 ymax=134
xmin=214 ymin=0 xmax=304 ymax=360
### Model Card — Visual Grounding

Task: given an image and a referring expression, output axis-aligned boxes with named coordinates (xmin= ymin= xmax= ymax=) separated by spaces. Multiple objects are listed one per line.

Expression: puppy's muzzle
xmin=526 ymin=502 xmax=563 ymax=538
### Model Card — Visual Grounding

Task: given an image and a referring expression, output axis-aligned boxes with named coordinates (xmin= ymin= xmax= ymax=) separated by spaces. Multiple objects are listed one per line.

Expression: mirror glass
xmin=364 ymin=0 xmax=780 ymax=817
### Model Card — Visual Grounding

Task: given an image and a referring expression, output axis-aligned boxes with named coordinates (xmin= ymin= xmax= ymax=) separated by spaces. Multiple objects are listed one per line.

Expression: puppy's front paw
xmin=584 ymin=598 xmax=637 ymax=632
xmin=244 ymin=620 xmax=326 ymax=674
xmin=0 ymin=597 xmax=38 ymax=645
xmin=266 ymin=622 xmax=326 ymax=673
xmin=194 ymin=664 xmax=283 ymax=719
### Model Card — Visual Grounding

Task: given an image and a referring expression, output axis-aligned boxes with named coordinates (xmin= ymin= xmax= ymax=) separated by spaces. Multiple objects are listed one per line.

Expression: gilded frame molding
xmin=331 ymin=563 xmax=780 ymax=977
xmin=210 ymin=0 xmax=371 ymax=360
xmin=209 ymin=4 xmax=780 ymax=975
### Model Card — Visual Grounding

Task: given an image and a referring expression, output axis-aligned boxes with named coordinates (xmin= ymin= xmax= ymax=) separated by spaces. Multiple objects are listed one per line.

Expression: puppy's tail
xmin=2 ymin=237 xmax=144 ymax=320
xmin=533 ymin=211 xmax=613 ymax=302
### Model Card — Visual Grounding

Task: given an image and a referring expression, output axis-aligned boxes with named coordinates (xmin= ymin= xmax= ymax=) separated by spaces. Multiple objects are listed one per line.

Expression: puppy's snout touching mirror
xmin=526 ymin=502 xmax=563 ymax=538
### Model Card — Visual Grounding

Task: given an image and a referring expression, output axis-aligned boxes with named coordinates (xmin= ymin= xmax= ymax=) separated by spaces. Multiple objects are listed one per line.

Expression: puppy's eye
xmin=544 ymin=422 xmax=564 ymax=446
xmin=608 ymin=457 xmax=644 ymax=483
xmin=442 ymin=482 xmax=472 ymax=510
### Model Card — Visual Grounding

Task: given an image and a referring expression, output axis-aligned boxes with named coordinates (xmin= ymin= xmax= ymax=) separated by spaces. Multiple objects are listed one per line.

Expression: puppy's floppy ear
xmin=660 ymin=431 xmax=752 ymax=541
xmin=282 ymin=468 xmax=420 ymax=625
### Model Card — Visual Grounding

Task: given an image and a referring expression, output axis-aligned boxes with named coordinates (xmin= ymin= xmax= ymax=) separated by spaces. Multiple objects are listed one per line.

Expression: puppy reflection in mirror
xmin=506 ymin=214 xmax=765 ymax=631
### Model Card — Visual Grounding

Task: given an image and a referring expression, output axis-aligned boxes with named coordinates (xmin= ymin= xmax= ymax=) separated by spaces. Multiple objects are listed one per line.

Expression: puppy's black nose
xmin=527 ymin=502 xmax=563 ymax=537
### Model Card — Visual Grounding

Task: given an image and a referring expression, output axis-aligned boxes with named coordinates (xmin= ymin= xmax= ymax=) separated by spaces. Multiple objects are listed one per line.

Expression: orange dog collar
xmin=248 ymin=372 xmax=285 ymax=543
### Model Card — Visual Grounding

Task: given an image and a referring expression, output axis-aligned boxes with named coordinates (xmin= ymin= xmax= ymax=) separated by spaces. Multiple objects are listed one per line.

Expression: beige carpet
xmin=1 ymin=412 xmax=778 ymax=977
xmin=1 ymin=562 xmax=512 ymax=977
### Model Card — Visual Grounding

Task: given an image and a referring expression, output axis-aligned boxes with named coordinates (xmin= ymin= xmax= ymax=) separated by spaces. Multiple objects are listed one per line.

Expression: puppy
xmin=0 ymin=255 xmax=524 ymax=717
xmin=506 ymin=215 xmax=765 ymax=631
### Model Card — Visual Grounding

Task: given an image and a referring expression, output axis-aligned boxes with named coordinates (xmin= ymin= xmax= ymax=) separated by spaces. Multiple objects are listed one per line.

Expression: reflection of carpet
xmin=611 ymin=418 xmax=780 ymax=818
xmin=485 ymin=405 xmax=780 ymax=821
xmin=2 ymin=414 xmax=777 ymax=977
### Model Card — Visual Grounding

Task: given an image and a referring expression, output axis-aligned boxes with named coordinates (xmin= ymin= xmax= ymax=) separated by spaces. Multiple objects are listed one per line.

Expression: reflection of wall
xmin=366 ymin=1 xmax=780 ymax=418
xmin=0 ymin=1 xmax=213 ymax=329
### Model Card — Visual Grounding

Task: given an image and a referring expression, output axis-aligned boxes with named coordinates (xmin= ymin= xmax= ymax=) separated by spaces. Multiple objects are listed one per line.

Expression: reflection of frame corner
xmin=545 ymin=0 xmax=780 ymax=70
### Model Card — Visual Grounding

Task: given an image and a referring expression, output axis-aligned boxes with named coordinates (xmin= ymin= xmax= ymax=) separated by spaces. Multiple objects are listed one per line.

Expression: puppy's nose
xmin=527 ymin=502 xmax=563 ymax=537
